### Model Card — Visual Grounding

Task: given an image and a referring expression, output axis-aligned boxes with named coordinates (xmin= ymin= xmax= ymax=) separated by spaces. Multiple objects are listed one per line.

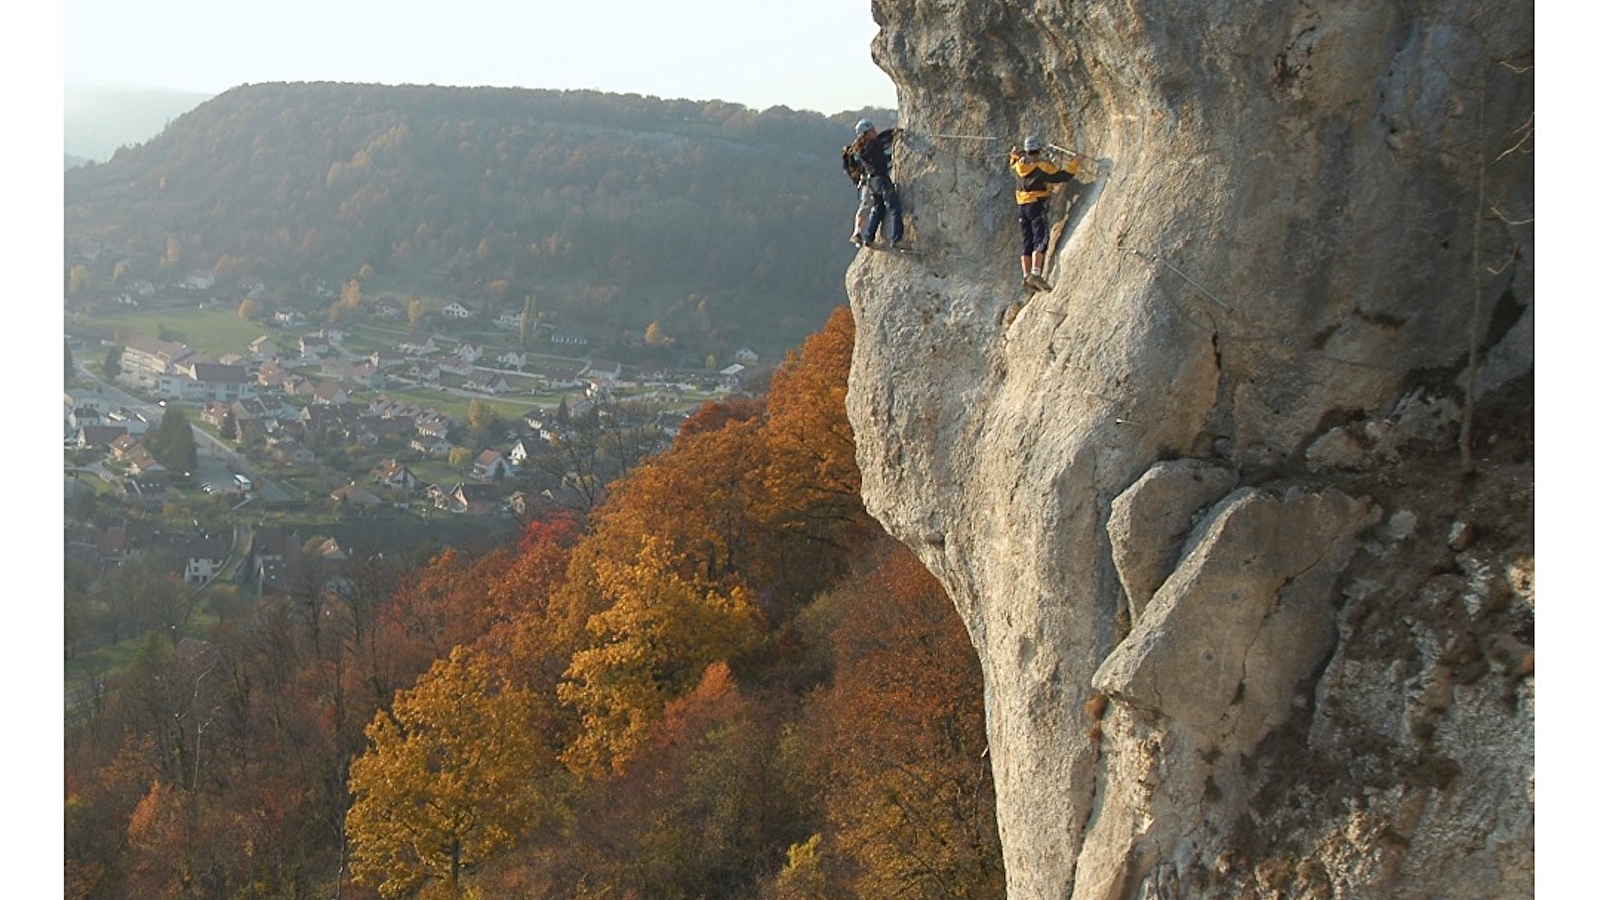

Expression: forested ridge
xmin=65 ymin=83 xmax=885 ymax=354
xmin=64 ymin=307 xmax=1005 ymax=900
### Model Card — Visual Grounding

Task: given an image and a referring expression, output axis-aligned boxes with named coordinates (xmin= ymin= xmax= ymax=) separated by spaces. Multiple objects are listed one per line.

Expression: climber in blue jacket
xmin=848 ymin=119 xmax=905 ymax=250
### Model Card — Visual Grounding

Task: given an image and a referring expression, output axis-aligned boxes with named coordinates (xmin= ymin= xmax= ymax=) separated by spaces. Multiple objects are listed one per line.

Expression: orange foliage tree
xmin=347 ymin=646 xmax=562 ymax=898
xmin=558 ymin=539 xmax=763 ymax=774
xmin=796 ymin=540 xmax=1005 ymax=900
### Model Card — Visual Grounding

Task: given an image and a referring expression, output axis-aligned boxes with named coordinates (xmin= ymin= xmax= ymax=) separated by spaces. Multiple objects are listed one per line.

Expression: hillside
xmin=845 ymin=1 xmax=1533 ymax=899
xmin=65 ymin=83 xmax=890 ymax=359
xmin=65 ymin=85 xmax=214 ymax=162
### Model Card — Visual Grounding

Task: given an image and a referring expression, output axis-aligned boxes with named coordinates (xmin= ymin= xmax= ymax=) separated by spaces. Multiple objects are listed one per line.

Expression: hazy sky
xmin=64 ymin=0 xmax=898 ymax=114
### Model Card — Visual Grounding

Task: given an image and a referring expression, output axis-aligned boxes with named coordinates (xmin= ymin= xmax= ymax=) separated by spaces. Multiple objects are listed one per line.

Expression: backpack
xmin=842 ymin=145 xmax=866 ymax=185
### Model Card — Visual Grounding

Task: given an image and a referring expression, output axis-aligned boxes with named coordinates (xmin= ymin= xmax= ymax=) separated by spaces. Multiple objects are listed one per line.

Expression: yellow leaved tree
xmin=558 ymin=537 xmax=762 ymax=775
xmin=346 ymin=646 xmax=558 ymax=898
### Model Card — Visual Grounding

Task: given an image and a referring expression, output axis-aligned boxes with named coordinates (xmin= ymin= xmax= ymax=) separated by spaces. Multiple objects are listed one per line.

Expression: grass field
xmin=91 ymin=306 xmax=267 ymax=359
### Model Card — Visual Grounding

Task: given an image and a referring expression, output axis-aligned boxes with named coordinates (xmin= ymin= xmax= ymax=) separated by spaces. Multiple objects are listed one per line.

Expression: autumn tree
xmin=69 ymin=264 xmax=93 ymax=294
xmin=347 ymin=646 xmax=561 ymax=898
xmin=237 ymin=297 xmax=257 ymax=320
xmin=559 ymin=662 xmax=802 ymax=900
xmin=408 ymin=296 xmax=425 ymax=327
xmin=794 ymin=541 xmax=1004 ymax=900
xmin=558 ymin=538 xmax=763 ymax=774
xmin=752 ymin=305 xmax=872 ymax=609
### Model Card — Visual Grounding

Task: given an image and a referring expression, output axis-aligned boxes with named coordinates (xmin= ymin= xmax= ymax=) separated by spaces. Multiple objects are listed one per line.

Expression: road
xmin=73 ymin=362 xmax=259 ymax=493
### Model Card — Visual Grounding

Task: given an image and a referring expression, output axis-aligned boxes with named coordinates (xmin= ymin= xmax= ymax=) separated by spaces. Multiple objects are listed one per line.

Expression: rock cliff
xmin=843 ymin=1 xmax=1533 ymax=898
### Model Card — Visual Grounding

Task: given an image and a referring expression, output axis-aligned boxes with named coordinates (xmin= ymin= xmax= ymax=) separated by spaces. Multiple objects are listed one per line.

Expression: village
xmin=64 ymin=273 xmax=771 ymax=612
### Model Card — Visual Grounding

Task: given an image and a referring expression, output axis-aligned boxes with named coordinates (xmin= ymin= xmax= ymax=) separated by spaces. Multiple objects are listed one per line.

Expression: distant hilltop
xmin=65 ymin=84 xmax=215 ymax=162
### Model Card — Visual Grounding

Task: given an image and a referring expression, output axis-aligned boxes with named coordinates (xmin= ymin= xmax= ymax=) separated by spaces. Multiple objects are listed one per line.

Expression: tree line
xmin=65 ymin=83 xmax=889 ymax=357
xmin=65 ymin=306 xmax=1004 ymax=900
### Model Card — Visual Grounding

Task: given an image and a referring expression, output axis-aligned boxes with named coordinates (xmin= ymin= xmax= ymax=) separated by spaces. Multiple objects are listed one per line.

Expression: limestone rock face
xmin=843 ymin=1 xmax=1533 ymax=898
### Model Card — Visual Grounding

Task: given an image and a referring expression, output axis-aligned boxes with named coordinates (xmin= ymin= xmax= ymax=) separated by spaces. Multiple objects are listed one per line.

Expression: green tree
xmin=65 ymin=339 xmax=75 ymax=385
xmin=219 ymin=410 xmax=238 ymax=442
xmin=466 ymin=399 xmax=502 ymax=447
xmin=347 ymin=647 xmax=558 ymax=897
xmin=149 ymin=407 xmax=199 ymax=477
xmin=520 ymin=293 xmax=537 ymax=348
xmin=103 ymin=345 xmax=122 ymax=380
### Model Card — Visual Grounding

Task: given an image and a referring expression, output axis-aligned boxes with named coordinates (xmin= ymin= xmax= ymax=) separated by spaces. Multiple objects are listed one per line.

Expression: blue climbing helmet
xmin=856 ymin=118 xmax=875 ymax=136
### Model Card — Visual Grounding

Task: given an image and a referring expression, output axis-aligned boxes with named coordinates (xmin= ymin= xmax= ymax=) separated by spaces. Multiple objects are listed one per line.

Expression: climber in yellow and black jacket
xmin=1010 ymin=134 xmax=1085 ymax=292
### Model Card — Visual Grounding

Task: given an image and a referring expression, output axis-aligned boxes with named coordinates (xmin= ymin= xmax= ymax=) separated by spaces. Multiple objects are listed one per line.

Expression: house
xmin=265 ymin=435 xmax=315 ymax=466
xmin=440 ymin=302 xmax=474 ymax=320
xmin=299 ymin=335 xmax=331 ymax=359
xmin=331 ymin=483 xmax=384 ymax=511
xmin=256 ymin=360 xmax=292 ymax=390
xmin=369 ymin=351 xmax=408 ymax=371
xmin=508 ymin=437 xmax=539 ymax=466
xmin=311 ymin=382 xmax=350 ymax=406
xmin=410 ymin=436 xmax=453 ymax=458
xmin=248 ymin=336 xmax=281 ymax=360
xmin=152 ymin=532 xmax=229 ymax=585
xmin=372 ymin=296 xmax=405 ymax=319
xmin=735 ymin=346 xmax=760 ymax=365
xmin=76 ymin=424 xmax=129 ymax=451
xmin=536 ymin=365 xmax=586 ymax=390
xmin=200 ymin=402 xmax=232 ymax=427
xmin=120 ymin=334 xmax=193 ymax=390
xmin=450 ymin=482 xmax=502 ymax=515
xmin=63 ymin=390 xmax=107 ymax=414
xmin=183 ymin=270 xmax=216 ymax=291
xmin=174 ymin=362 xmax=255 ymax=403
xmin=109 ymin=433 xmax=143 ymax=461
xmin=495 ymin=312 xmax=523 ymax=331
xmin=397 ymin=335 xmax=438 ymax=356
xmin=409 ymin=360 xmax=441 ymax=383
xmin=472 ymin=449 xmax=512 ymax=480
xmin=274 ymin=309 xmax=307 ymax=326
xmin=353 ymin=414 xmax=412 ymax=446
xmin=586 ymin=359 xmax=624 ymax=381
xmin=551 ymin=326 xmax=588 ymax=346
xmin=414 ymin=413 xmax=454 ymax=439
xmin=719 ymin=363 xmax=747 ymax=391
xmin=126 ymin=451 xmax=168 ymax=480
xmin=455 ymin=341 xmax=483 ymax=363
xmin=369 ymin=458 xmax=418 ymax=495
xmin=496 ymin=350 xmax=527 ymax=370
xmin=67 ymin=406 xmax=104 ymax=432
xmin=250 ymin=525 xmax=298 ymax=596
xmin=465 ymin=370 xmax=510 ymax=395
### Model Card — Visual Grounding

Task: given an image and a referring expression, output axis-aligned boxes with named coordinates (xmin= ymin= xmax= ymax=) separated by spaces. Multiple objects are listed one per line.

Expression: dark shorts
xmin=1018 ymin=200 xmax=1050 ymax=254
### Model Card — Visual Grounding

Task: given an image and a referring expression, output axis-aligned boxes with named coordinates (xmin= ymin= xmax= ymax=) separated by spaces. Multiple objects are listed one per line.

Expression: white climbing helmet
xmin=1022 ymin=134 xmax=1044 ymax=153
xmin=856 ymin=118 xmax=875 ymax=136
